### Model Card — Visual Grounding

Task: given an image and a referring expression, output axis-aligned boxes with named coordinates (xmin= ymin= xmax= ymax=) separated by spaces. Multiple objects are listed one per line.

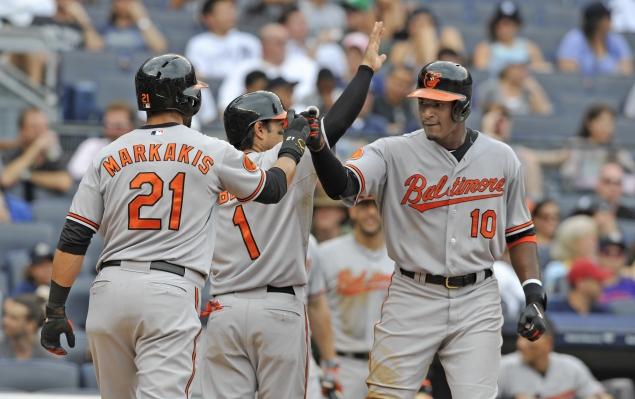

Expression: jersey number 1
xmin=470 ymin=209 xmax=496 ymax=239
xmin=128 ymin=172 xmax=185 ymax=230
xmin=233 ymin=205 xmax=261 ymax=260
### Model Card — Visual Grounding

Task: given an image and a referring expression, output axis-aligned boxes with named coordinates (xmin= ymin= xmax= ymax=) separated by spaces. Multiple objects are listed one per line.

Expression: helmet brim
xmin=269 ymin=111 xmax=287 ymax=120
xmin=407 ymin=88 xmax=465 ymax=101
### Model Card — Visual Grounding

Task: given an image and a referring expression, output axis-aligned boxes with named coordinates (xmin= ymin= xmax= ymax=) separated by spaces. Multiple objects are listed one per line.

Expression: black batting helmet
xmin=135 ymin=54 xmax=207 ymax=118
xmin=408 ymin=61 xmax=472 ymax=122
xmin=224 ymin=90 xmax=287 ymax=149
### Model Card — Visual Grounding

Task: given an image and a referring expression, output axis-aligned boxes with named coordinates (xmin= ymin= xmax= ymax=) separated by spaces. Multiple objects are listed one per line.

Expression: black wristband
xmin=523 ymin=282 xmax=547 ymax=310
xmin=278 ymin=151 xmax=301 ymax=164
xmin=48 ymin=280 xmax=71 ymax=308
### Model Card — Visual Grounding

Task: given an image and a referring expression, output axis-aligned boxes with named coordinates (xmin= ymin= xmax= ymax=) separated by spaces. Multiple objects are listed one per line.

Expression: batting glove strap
xmin=278 ymin=111 xmax=309 ymax=164
xmin=523 ymin=282 xmax=547 ymax=310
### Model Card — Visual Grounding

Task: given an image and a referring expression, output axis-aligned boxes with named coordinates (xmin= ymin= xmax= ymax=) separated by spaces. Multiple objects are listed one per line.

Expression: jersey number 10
xmin=470 ymin=209 xmax=496 ymax=239
xmin=128 ymin=172 xmax=185 ymax=230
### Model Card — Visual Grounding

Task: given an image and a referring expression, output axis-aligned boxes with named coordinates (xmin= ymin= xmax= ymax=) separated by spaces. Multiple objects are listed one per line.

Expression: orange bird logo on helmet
xmin=423 ymin=72 xmax=442 ymax=88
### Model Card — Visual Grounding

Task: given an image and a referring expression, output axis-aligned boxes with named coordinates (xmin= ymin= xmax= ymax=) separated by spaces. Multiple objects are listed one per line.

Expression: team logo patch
xmin=423 ymin=72 xmax=442 ymax=88
xmin=242 ymin=154 xmax=258 ymax=172
xmin=150 ymin=129 xmax=164 ymax=136
xmin=140 ymin=93 xmax=151 ymax=109
xmin=349 ymin=147 xmax=364 ymax=160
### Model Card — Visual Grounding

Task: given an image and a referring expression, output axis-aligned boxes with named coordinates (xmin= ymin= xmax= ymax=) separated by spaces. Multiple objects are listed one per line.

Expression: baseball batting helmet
xmin=135 ymin=54 xmax=207 ymax=118
xmin=224 ymin=90 xmax=288 ymax=149
xmin=407 ymin=61 xmax=472 ymax=122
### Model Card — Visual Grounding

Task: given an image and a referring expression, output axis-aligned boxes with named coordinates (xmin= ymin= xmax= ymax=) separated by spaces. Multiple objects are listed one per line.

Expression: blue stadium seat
xmin=32 ymin=198 xmax=73 ymax=237
xmin=0 ymin=359 xmax=80 ymax=391
xmin=60 ymin=329 xmax=91 ymax=365
xmin=613 ymin=118 xmax=635 ymax=146
xmin=81 ymin=363 xmax=98 ymax=389
xmin=0 ymin=223 xmax=54 ymax=255
xmin=511 ymin=115 xmax=577 ymax=145
xmin=0 ymin=270 xmax=8 ymax=296
xmin=4 ymin=249 xmax=30 ymax=294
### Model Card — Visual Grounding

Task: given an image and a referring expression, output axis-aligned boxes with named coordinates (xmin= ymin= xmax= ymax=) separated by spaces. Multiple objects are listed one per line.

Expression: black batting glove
xmin=300 ymin=106 xmax=325 ymax=152
xmin=278 ymin=109 xmax=309 ymax=164
xmin=517 ymin=282 xmax=548 ymax=342
xmin=41 ymin=305 xmax=75 ymax=356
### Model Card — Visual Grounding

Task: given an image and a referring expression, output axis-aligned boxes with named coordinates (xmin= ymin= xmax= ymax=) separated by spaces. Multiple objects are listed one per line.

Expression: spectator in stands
xmin=437 ymin=47 xmax=466 ymax=65
xmin=373 ymin=0 xmax=406 ymax=40
xmin=299 ymin=0 xmax=346 ymax=39
xmin=0 ymin=107 xmax=72 ymax=202
xmin=186 ymin=0 xmax=261 ymax=83
xmin=236 ymin=0 xmax=295 ymax=35
xmin=532 ymin=199 xmax=561 ymax=270
xmin=498 ymin=320 xmax=611 ymax=399
xmin=342 ymin=31 xmax=369 ymax=83
xmin=300 ymin=68 xmax=342 ymax=114
xmin=11 ymin=0 xmax=104 ymax=85
xmin=473 ymin=1 xmax=550 ymax=74
xmin=557 ymin=2 xmax=633 ymax=76
xmin=12 ymin=242 xmax=53 ymax=298
xmin=561 ymin=104 xmax=635 ymax=191
xmin=267 ymin=76 xmax=298 ymax=109
xmin=477 ymin=63 xmax=553 ymax=115
xmin=544 ymin=215 xmax=599 ymax=296
xmin=550 ymin=258 xmax=612 ymax=314
xmin=0 ymin=294 xmax=48 ymax=359
xmin=346 ymin=92 xmax=389 ymax=138
xmin=372 ymin=64 xmax=418 ymax=135
xmin=576 ymin=162 xmax=635 ymax=221
xmin=598 ymin=234 xmax=635 ymax=307
xmin=479 ymin=104 xmax=567 ymax=200
xmin=312 ymin=185 xmax=348 ymax=243
xmin=341 ymin=0 xmax=375 ymax=35
xmin=244 ymin=70 xmax=269 ymax=93
xmin=101 ymin=0 xmax=167 ymax=55
xmin=67 ymin=101 xmax=135 ymax=181
xmin=390 ymin=6 xmax=465 ymax=69
xmin=218 ymin=23 xmax=318 ymax=110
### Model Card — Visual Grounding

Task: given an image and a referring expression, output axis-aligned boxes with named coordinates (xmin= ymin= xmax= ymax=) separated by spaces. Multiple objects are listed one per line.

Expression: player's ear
xmin=252 ymin=121 xmax=266 ymax=142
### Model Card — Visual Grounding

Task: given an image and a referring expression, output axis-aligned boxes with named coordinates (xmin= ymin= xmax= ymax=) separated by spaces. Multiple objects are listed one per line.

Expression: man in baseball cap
xmin=549 ymin=259 xmax=611 ymax=315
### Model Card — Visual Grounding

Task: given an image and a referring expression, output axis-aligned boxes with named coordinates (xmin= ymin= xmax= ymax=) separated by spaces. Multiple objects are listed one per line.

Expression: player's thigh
xmin=438 ymin=278 xmax=503 ymax=399
xmin=255 ymin=293 xmax=308 ymax=398
xmin=135 ymin=273 xmax=202 ymax=399
xmin=201 ymin=296 xmax=258 ymax=398
xmin=367 ymin=275 xmax=448 ymax=398
xmin=339 ymin=357 xmax=369 ymax=399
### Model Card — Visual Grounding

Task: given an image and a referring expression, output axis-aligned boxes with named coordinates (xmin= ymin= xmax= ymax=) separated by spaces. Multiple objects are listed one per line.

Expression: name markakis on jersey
xmin=101 ymin=143 xmax=215 ymax=177
xmin=401 ymin=174 xmax=506 ymax=213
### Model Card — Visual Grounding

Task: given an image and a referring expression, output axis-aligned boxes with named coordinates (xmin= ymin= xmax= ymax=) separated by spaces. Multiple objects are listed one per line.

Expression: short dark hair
xmin=10 ymin=294 xmax=45 ymax=327
xmin=582 ymin=2 xmax=611 ymax=41
xmin=201 ymin=0 xmax=231 ymax=15
xmin=577 ymin=103 xmax=616 ymax=138
xmin=278 ymin=5 xmax=300 ymax=25
xmin=104 ymin=101 xmax=136 ymax=125
xmin=488 ymin=1 xmax=523 ymax=42
xmin=531 ymin=198 xmax=557 ymax=219
xmin=245 ymin=70 xmax=268 ymax=88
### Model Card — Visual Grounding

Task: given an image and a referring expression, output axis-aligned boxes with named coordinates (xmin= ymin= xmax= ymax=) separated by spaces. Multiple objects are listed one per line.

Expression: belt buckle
xmin=444 ymin=276 xmax=459 ymax=289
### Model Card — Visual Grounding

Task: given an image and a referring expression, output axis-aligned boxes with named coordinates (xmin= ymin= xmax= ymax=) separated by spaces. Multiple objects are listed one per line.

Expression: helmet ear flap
xmin=451 ymin=99 xmax=471 ymax=122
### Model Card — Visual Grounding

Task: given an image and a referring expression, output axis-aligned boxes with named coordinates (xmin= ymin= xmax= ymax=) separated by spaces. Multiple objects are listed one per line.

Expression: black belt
xmin=400 ymin=268 xmax=493 ymax=289
xmin=336 ymin=350 xmax=369 ymax=360
xmin=100 ymin=260 xmax=185 ymax=277
xmin=266 ymin=285 xmax=295 ymax=295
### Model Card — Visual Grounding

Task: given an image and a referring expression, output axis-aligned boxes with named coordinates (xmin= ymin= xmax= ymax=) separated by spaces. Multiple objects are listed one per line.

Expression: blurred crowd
xmin=1 ymin=0 xmax=635 ymax=397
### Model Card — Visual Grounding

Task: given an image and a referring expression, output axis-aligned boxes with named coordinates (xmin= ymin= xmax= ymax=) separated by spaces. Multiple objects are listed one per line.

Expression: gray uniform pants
xmin=86 ymin=261 xmax=204 ymax=399
xmin=367 ymin=269 xmax=503 ymax=399
xmin=200 ymin=286 xmax=309 ymax=399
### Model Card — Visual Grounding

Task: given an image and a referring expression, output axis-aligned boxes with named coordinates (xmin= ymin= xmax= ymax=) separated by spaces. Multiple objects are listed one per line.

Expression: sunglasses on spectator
xmin=600 ymin=177 xmax=622 ymax=186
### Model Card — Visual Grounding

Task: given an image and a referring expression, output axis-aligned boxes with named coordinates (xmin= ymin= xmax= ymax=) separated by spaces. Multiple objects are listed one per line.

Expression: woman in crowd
xmin=532 ymin=199 xmax=561 ymax=270
xmin=101 ymin=0 xmax=167 ymax=54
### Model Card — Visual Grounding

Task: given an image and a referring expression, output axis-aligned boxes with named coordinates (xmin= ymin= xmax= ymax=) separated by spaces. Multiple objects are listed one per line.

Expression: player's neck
xmin=146 ymin=112 xmax=184 ymax=126
xmin=354 ymin=228 xmax=384 ymax=251
xmin=529 ymin=354 xmax=550 ymax=375
xmin=439 ymin=124 xmax=467 ymax=151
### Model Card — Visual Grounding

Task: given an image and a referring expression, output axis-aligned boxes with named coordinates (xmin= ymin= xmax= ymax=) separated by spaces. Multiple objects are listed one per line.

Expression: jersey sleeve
xmin=217 ymin=145 xmax=266 ymax=203
xmin=342 ymin=139 xmax=388 ymax=206
xmin=66 ymin=158 xmax=103 ymax=233
xmin=571 ymin=356 xmax=606 ymax=397
xmin=505 ymin=157 xmax=536 ymax=249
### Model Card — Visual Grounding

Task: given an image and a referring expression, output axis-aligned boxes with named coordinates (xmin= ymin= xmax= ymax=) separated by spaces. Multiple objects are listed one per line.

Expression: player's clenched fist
xmin=517 ymin=282 xmax=548 ymax=341
xmin=41 ymin=305 xmax=75 ymax=355
xmin=278 ymin=109 xmax=310 ymax=164
xmin=301 ymin=106 xmax=325 ymax=152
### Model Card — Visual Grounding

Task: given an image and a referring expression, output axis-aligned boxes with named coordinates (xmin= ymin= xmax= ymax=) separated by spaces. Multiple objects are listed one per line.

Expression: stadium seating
xmin=32 ymin=198 xmax=73 ymax=237
xmin=66 ymin=276 xmax=93 ymax=329
xmin=61 ymin=329 xmax=91 ymax=365
xmin=0 ymin=223 xmax=54 ymax=255
xmin=80 ymin=363 xmax=98 ymax=389
xmin=4 ymin=249 xmax=30 ymax=293
xmin=0 ymin=359 xmax=80 ymax=392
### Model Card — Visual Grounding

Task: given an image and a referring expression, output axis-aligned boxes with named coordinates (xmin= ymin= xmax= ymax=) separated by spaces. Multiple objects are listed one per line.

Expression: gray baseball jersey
xmin=210 ymin=145 xmax=316 ymax=294
xmin=318 ymin=234 xmax=393 ymax=353
xmin=344 ymin=129 xmax=534 ymax=275
xmin=497 ymin=352 xmax=606 ymax=398
xmin=67 ymin=124 xmax=266 ymax=276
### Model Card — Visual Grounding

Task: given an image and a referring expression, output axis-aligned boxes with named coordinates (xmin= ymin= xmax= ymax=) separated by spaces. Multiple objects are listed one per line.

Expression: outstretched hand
xmin=362 ymin=21 xmax=387 ymax=72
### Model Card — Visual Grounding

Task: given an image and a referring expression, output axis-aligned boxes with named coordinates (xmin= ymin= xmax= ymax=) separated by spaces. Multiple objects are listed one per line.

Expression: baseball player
xmin=306 ymin=61 xmax=548 ymax=399
xmin=39 ymin=54 xmax=309 ymax=399
xmin=317 ymin=197 xmax=393 ymax=399
xmin=199 ymin=21 xmax=387 ymax=399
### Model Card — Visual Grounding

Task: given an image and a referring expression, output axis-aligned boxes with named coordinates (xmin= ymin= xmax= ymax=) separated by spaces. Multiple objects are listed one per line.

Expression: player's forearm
xmin=273 ymin=156 xmax=297 ymax=186
xmin=509 ymin=242 xmax=540 ymax=282
xmin=30 ymin=171 xmax=73 ymax=192
xmin=308 ymin=295 xmax=337 ymax=361
xmin=310 ymin=145 xmax=359 ymax=199
xmin=322 ymin=65 xmax=374 ymax=147
xmin=51 ymin=249 xmax=85 ymax=288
